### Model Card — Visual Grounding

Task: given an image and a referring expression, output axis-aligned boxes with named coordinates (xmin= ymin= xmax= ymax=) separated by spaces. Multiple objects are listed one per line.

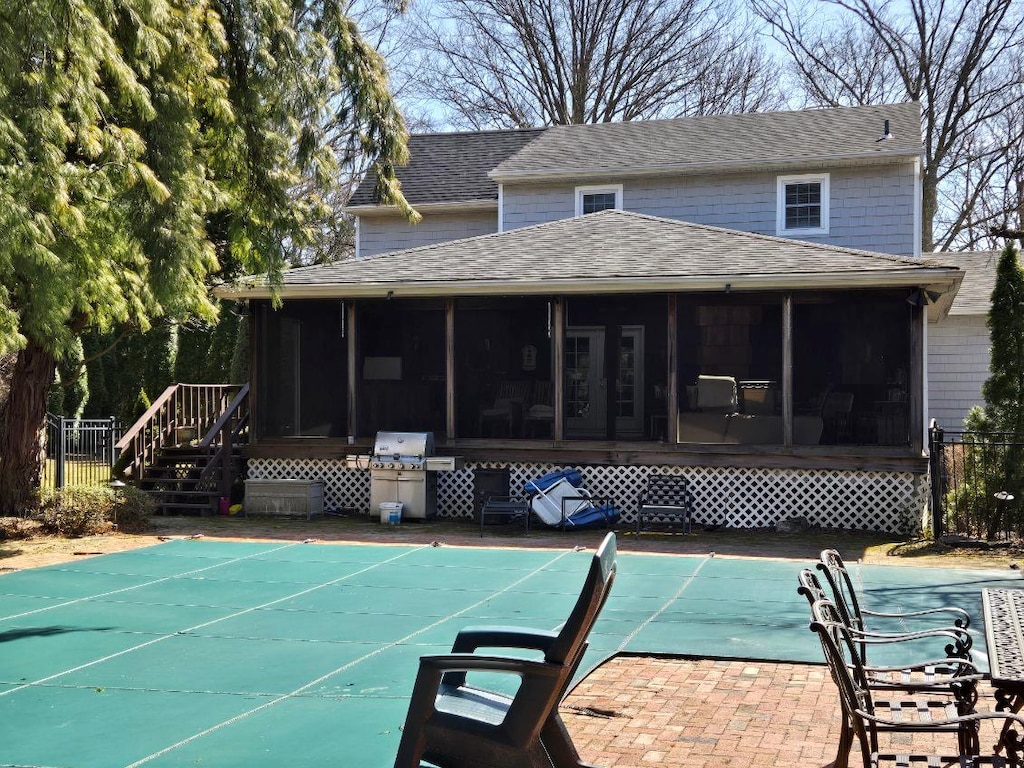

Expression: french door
xmin=565 ymin=326 xmax=644 ymax=438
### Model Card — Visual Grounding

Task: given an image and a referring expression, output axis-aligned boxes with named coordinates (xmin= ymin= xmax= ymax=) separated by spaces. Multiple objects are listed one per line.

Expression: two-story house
xmin=223 ymin=102 xmax=965 ymax=533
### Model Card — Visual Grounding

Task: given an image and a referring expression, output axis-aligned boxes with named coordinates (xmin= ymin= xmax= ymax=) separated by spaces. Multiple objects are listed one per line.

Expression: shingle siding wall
xmin=501 ymin=163 xmax=917 ymax=256
xmin=358 ymin=211 xmax=497 ymax=257
xmin=927 ymin=315 xmax=989 ymax=429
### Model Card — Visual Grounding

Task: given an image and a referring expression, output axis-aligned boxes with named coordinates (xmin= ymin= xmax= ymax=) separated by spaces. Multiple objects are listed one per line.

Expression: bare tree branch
xmin=751 ymin=0 xmax=1024 ymax=251
xmin=409 ymin=0 xmax=785 ymax=128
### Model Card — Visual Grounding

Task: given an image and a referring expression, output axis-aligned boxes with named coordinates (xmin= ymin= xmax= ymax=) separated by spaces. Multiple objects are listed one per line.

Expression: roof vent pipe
xmin=876 ymin=119 xmax=893 ymax=142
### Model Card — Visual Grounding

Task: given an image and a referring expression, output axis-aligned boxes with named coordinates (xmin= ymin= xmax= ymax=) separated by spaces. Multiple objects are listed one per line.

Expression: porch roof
xmin=220 ymin=209 xmax=963 ymax=312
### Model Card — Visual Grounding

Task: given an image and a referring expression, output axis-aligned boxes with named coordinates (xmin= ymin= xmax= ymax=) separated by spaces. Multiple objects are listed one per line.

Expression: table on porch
xmin=981 ymin=588 xmax=1024 ymax=755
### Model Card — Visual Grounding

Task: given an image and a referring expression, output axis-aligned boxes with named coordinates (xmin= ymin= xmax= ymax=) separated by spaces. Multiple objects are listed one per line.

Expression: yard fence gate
xmin=43 ymin=414 xmax=123 ymax=490
xmin=928 ymin=422 xmax=1024 ymax=541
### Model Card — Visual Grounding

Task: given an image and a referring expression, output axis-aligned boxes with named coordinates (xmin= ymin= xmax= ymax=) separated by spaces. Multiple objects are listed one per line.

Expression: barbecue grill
xmin=363 ymin=431 xmax=461 ymax=520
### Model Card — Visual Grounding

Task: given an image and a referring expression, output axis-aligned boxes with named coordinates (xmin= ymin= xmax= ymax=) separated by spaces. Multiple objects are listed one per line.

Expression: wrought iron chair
xmin=799 ymin=569 xmax=978 ymax=681
xmin=634 ymin=473 xmax=695 ymax=535
xmin=393 ymin=532 xmax=617 ymax=768
xmin=809 ymin=597 xmax=1023 ymax=768
xmin=799 ymin=568 xmax=983 ymax=767
xmin=817 ymin=549 xmax=973 ymax=660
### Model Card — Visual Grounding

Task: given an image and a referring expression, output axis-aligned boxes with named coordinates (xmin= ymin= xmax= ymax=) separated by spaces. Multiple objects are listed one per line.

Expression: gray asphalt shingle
xmin=932 ymin=251 xmax=1000 ymax=315
xmin=238 ymin=210 xmax=958 ymax=297
xmin=491 ymin=103 xmax=922 ymax=180
xmin=349 ymin=128 xmax=545 ymax=206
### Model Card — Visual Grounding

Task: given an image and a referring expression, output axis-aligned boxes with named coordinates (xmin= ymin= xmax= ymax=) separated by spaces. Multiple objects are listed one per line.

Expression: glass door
xmin=565 ymin=326 xmax=644 ymax=438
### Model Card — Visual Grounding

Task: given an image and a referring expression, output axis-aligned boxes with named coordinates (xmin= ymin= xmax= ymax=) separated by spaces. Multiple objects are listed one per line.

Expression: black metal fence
xmin=928 ymin=423 xmax=1024 ymax=539
xmin=42 ymin=414 xmax=123 ymax=490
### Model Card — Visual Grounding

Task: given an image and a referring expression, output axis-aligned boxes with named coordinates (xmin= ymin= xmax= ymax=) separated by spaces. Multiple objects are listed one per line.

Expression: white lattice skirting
xmin=247 ymin=459 xmax=927 ymax=533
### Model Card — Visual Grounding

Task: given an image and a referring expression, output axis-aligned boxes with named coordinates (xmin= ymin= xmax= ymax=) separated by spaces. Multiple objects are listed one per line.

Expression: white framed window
xmin=575 ymin=184 xmax=623 ymax=216
xmin=776 ymin=174 xmax=830 ymax=236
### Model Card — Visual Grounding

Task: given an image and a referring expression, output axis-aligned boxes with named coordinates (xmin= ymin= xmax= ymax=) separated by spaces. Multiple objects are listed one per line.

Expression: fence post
xmin=55 ymin=416 xmax=66 ymax=489
xmin=108 ymin=417 xmax=118 ymax=474
xmin=928 ymin=421 xmax=944 ymax=539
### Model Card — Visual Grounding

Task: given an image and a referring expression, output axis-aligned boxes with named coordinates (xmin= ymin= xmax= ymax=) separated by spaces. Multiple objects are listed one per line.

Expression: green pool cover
xmin=0 ymin=540 xmax=1015 ymax=767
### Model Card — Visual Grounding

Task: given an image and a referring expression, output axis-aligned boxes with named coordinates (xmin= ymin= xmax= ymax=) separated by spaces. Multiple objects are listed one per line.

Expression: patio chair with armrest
xmin=479 ymin=381 xmax=532 ymax=437
xmin=798 ymin=569 xmax=983 ymax=739
xmin=393 ymin=532 xmax=617 ymax=768
xmin=799 ymin=569 xmax=977 ymax=675
xmin=817 ymin=549 xmax=973 ymax=659
xmin=809 ymin=597 xmax=1022 ymax=768
xmin=634 ymin=473 xmax=695 ymax=535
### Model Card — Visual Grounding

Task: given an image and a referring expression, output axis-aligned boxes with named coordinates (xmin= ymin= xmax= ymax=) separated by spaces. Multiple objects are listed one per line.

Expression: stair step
xmin=157 ymin=503 xmax=217 ymax=515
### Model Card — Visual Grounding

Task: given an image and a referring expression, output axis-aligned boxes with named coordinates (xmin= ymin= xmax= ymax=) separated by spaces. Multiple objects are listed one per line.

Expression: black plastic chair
xmin=808 ymin=597 xmax=1024 ymax=768
xmin=393 ymin=532 xmax=617 ymax=768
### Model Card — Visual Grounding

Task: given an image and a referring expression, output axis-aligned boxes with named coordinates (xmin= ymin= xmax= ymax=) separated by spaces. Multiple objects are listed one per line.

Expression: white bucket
xmin=379 ymin=501 xmax=403 ymax=525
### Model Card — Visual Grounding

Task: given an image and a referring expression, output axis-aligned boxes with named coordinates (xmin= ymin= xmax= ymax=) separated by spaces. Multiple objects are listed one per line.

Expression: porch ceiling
xmin=219 ymin=210 xmax=963 ymax=317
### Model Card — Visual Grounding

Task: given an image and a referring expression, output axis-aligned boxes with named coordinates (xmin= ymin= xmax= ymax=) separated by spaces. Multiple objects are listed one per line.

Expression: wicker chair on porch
xmin=524 ymin=380 xmax=555 ymax=438
xmin=479 ymin=381 xmax=531 ymax=437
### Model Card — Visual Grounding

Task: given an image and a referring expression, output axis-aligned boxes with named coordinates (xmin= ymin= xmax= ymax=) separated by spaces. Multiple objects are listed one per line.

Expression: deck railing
xmin=114 ymin=384 xmax=248 ymax=483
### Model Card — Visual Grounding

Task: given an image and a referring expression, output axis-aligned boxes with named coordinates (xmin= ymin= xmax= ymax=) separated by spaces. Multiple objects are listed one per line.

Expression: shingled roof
xmin=223 ymin=210 xmax=961 ymax=306
xmin=348 ymin=128 xmax=545 ymax=208
xmin=490 ymin=103 xmax=922 ymax=181
xmin=932 ymin=251 xmax=999 ymax=315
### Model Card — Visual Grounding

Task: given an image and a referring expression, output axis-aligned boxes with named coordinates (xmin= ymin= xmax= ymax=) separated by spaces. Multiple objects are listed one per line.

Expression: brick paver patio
xmin=563 ymin=656 xmax=1007 ymax=767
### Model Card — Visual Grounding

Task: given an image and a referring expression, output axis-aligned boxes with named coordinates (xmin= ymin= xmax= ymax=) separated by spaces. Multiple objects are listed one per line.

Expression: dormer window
xmin=777 ymin=174 xmax=829 ymax=236
xmin=575 ymin=184 xmax=623 ymax=216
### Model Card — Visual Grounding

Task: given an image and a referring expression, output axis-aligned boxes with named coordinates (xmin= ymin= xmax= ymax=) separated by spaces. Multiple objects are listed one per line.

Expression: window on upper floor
xmin=777 ymin=174 xmax=830 ymax=236
xmin=575 ymin=184 xmax=623 ymax=216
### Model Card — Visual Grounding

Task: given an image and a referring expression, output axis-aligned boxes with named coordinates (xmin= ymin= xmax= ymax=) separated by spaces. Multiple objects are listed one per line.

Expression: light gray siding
xmin=502 ymin=163 xmax=917 ymax=256
xmin=927 ymin=315 xmax=989 ymax=429
xmin=358 ymin=211 xmax=497 ymax=257
xmin=502 ymin=184 xmax=577 ymax=230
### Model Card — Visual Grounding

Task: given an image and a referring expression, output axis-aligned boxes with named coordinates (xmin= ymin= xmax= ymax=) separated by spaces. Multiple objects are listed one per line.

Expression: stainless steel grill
xmin=365 ymin=432 xmax=461 ymax=520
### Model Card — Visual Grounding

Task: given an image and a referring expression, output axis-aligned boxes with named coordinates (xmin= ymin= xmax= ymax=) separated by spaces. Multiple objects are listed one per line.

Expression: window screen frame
xmin=776 ymin=173 xmax=830 ymax=236
xmin=575 ymin=184 xmax=623 ymax=216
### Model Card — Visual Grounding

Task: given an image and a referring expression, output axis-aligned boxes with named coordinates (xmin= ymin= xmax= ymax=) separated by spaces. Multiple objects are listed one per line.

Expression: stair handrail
xmin=115 ymin=383 xmax=245 ymax=483
xmin=199 ymin=384 xmax=250 ymax=448
xmin=197 ymin=384 xmax=250 ymax=502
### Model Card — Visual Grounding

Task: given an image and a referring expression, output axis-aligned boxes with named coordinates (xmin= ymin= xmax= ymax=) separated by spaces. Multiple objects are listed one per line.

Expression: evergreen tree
xmin=976 ymin=242 xmax=1024 ymax=536
xmin=0 ymin=0 xmax=415 ymax=512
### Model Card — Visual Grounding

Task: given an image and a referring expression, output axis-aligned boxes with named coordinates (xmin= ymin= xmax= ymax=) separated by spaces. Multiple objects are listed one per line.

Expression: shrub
xmin=112 ymin=485 xmax=154 ymax=533
xmin=0 ymin=516 xmax=42 ymax=541
xmin=35 ymin=484 xmax=155 ymax=537
xmin=37 ymin=486 xmax=115 ymax=537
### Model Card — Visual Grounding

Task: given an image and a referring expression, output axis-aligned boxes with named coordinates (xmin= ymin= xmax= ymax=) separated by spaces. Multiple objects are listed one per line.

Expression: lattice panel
xmin=247 ymin=459 xmax=369 ymax=513
xmin=248 ymin=459 xmax=926 ymax=532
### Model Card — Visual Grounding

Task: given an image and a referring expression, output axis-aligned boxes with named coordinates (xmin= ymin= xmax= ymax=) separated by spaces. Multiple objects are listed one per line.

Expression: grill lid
xmin=372 ymin=431 xmax=435 ymax=460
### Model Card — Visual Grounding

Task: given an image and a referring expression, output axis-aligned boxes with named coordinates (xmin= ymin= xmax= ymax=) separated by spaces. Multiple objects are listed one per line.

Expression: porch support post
xmin=248 ymin=304 xmax=258 ymax=444
xmin=346 ymin=302 xmax=358 ymax=442
xmin=667 ymin=294 xmax=678 ymax=443
xmin=445 ymin=298 xmax=457 ymax=439
xmin=782 ymin=294 xmax=793 ymax=447
xmin=909 ymin=303 xmax=925 ymax=453
xmin=553 ymin=297 xmax=565 ymax=442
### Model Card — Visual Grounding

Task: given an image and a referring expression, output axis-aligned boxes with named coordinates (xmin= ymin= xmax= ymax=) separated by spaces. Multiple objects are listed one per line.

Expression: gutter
xmin=217 ymin=267 xmax=962 ymax=301
xmin=343 ymin=199 xmax=497 ymax=216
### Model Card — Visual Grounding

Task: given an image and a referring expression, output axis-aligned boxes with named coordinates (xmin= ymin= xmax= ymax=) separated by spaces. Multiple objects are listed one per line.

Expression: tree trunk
xmin=0 ymin=341 xmax=55 ymax=514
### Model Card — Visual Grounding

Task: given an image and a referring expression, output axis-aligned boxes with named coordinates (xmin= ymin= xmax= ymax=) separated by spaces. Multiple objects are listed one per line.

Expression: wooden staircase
xmin=115 ymin=384 xmax=249 ymax=515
